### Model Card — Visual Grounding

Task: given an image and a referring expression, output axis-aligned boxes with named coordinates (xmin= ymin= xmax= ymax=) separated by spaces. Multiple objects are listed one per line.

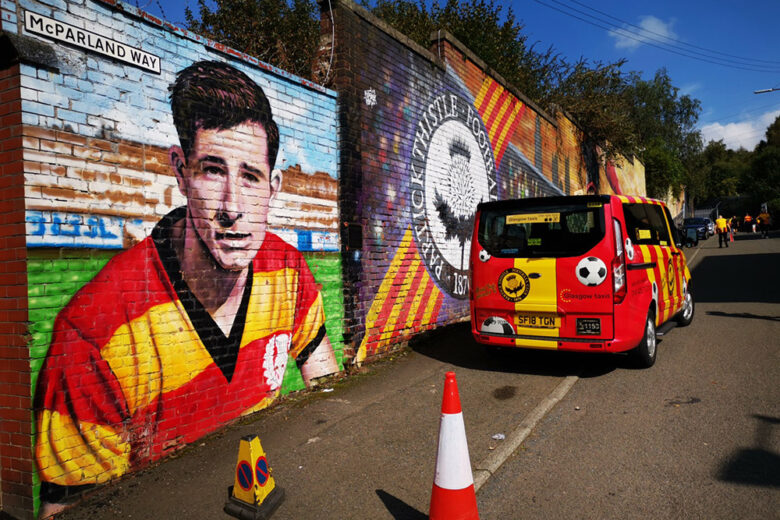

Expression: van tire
xmin=631 ymin=311 xmax=657 ymax=368
xmin=676 ymin=282 xmax=694 ymax=327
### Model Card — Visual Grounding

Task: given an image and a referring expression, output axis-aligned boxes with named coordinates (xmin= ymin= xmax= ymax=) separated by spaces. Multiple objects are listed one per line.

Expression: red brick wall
xmin=0 ymin=62 xmax=34 ymax=520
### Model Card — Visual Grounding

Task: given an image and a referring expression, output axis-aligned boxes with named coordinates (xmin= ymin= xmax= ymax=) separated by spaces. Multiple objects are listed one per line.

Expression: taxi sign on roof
xmin=506 ymin=213 xmax=560 ymax=225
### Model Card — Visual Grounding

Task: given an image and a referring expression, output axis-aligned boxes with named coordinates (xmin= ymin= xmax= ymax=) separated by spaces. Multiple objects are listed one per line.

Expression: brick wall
xmin=3 ymin=0 xmax=342 ymax=517
xmin=0 ymin=0 xmax=644 ymax=517
xmin=0 ymin=62 xmax=34 ymax=519
xmin=324 ymin=0 xmax=642 ymax=365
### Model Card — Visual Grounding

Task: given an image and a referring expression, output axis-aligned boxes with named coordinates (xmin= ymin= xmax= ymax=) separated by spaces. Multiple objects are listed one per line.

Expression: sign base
xmin=224 ymin=485 xmax=285 ymax=520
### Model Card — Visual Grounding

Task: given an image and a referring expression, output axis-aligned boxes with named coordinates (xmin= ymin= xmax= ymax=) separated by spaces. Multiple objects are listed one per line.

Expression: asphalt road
xmin=55 ymin=232 xmax=779 ymax=520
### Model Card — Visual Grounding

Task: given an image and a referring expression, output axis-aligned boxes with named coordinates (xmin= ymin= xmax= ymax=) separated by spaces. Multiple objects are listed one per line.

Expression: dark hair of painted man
xmin=34 ymin=60 xmax=338 ymax=518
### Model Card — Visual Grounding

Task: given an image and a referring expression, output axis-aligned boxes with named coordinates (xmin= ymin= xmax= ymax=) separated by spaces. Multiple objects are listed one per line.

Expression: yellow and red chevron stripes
xmin=356 ymin=228 xmax=444 ymax=363
xmin=475 ymin=78 xmax=525 ymax=167
xmin=617 ymin=195 xmax=663 ymax=205
xmin=636 ymin=244 xmax=685 ymax=325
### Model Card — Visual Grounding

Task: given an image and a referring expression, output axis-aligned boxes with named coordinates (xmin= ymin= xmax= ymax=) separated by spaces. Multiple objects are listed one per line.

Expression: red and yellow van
xmin=469 ymin=195 xmax=694 ymax=367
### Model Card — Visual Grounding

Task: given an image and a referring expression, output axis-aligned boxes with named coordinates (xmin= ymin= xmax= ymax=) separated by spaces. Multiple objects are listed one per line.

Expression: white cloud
xmin=700 ymin=109 xmax=780 ymax=150
xmin=609 ymin=16 xmax=677 ymax=51
xmin=680 ymin=83 xmax=701 ymax=97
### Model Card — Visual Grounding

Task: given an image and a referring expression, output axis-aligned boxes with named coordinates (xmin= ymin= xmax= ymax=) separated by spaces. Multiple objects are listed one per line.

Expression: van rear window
xmin=478 ymin=202 xmax=606 ymax=258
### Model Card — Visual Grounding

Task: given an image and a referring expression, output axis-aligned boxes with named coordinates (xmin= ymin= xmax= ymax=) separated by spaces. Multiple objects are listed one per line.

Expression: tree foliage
xmin=740 ymin=116 xmax=780 ymax=211
xmin=547 ymin=59 xmax=635 ymax=161
xmin=621 ymin=69 xmax=702 ymax=198
xmin=185 ymin=0 xmax=320 ymax=79
xmin=364 ymin=0 xmax=564 ymax=103
xmin=183 ymin=0 xmax=735 ymax=203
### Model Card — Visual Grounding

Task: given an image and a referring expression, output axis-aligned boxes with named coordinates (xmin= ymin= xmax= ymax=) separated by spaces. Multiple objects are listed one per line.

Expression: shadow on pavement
xmin=717 ymin=414 xmax=780 ymax=488
xmin=706 ymin=311 xmax=780 ymax=322
xmin=692 ymin=252 xmax=780 ymax=304
xmin=409 ymin=322 xmax=628 ymax=379
xmin=375 ymin=489 xmax=426 ymax=520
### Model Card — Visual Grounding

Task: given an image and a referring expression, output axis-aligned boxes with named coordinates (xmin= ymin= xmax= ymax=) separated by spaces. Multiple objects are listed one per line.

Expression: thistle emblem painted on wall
xmin=434 ymin=139 xmax=477 ymax=269
xmin=409 ymin=91 xmax=497 ymax=299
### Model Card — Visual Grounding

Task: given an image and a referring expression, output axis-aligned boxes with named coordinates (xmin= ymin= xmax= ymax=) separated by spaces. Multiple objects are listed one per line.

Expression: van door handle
xmin=671 ymin=251 xmax=681 ymax=256
xmin=528 ymin=272 xmax=542 ymax=279
xmin=627 ymin=262 xmax=656 ymax=270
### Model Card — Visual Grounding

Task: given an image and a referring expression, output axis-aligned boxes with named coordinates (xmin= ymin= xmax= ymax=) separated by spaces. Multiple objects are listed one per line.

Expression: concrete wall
xmin=0 ymin=0 xmax=644 ymax=517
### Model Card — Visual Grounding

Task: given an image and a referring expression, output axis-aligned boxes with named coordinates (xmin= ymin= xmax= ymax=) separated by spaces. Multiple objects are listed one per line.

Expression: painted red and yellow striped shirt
xmin=35 ymin=209 xmax=326 ymax=486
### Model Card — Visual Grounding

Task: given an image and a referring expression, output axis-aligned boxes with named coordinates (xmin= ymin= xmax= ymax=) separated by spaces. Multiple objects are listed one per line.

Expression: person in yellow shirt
xmin=715 ymin=214 xmax=730 ymax=248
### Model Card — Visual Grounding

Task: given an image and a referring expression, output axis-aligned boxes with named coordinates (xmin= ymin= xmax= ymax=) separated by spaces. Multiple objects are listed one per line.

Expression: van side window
xmin=622 ymin=204 xmax=657 ymax=245
xmin=662 ymin=206 xmax=681 ymax=246
xmin=645 ymin=205 xmax=671 ymax=245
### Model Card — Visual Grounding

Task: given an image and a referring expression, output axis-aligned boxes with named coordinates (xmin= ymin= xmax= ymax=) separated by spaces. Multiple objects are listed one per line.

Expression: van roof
xmin=477 ymin=194 xmax=664 ymax=212
xmin=477 ymin=195 xmax=611 ymax=212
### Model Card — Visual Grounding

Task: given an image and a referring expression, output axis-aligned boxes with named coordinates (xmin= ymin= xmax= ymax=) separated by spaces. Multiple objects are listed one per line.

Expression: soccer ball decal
xmin=625 ymin=238 xmax=634 ymax=260
xmin=576 ymin=257 xmax=607 ymax=287
xmin=480 ymin=316 xmax=514 ymax=335
xmin=478 ymin=249 xmax=491 ymax=262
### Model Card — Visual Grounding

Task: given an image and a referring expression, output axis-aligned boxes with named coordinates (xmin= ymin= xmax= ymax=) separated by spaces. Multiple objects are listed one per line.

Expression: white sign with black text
xmin=24 ymin=11 xmax=161 ymax=74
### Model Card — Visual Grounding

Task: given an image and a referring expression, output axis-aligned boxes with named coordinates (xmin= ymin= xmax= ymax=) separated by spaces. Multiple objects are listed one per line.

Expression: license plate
xmin=516 ymin=313 xmax=559 ymax=329
xmin=576 ymin=318 xmax=601 ymax=335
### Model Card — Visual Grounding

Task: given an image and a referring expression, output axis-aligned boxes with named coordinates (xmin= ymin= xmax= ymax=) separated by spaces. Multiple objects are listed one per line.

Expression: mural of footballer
xmin=34 ymin=60 xmax=339 ymax=515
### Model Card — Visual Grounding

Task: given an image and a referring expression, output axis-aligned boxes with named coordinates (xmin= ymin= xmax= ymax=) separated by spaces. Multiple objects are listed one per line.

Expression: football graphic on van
xmin=478 ymin=249 xmax=491 ymax=262
xmin=480 ymin=316 xmax=515 ymax=335
xmin=576 ymin=256 xmax=607 ymax=287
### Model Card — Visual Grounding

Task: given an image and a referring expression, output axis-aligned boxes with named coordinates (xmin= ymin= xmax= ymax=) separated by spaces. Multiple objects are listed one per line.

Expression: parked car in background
xmin=682 ymin=218 xmax=709 ymax=240
xmin=705 ymin=218 xmax=715 ymax=236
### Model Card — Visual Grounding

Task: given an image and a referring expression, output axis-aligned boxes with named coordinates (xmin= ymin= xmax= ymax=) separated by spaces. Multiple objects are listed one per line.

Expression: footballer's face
xmin=174 ymin=121 xmax=279 ymax=272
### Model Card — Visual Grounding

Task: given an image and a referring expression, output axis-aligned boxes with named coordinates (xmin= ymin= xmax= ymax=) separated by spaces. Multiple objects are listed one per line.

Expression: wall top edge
xmin=91 ymin=0 xmax=337 ymax=98
xmin=325 ymin=0 xmax=445 ymax=72
xmin=429 ymin=29 xmax=557 ymax=127
xmin=1 ymin=31 xmax=59 ymax=71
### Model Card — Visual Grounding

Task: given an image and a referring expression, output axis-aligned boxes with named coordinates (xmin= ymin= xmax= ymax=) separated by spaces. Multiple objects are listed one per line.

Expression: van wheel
xmin=631 ymin=311 xmax=657 ymax=368
xmin=676 ymin=283 xmax=694 ymax=327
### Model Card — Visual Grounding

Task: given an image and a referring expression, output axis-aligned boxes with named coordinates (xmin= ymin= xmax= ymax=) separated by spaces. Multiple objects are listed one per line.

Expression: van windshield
xmin=478 ymin=201 xmax=606 ymax=258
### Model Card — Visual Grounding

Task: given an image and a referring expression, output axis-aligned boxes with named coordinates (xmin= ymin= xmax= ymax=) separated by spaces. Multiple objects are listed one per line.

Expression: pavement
xmin=55 ymin=326 xmax=581 ymax=520
xmin=53 ymin=237 xmax=714 ymax=520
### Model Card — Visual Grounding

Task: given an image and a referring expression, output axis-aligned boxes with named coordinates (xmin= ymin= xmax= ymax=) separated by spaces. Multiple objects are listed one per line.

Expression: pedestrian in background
xmin=758 ymin=209 xmax=771 ymax=238
xmin=730 ymin=216 xmax=740 ymax=234
xmin=716 ymin=214 xmax=730 ymax=248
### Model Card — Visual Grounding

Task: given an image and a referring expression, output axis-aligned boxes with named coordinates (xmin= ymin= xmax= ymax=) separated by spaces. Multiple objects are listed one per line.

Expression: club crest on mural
xmin=409 ymin=91 xmax=498 ymax=299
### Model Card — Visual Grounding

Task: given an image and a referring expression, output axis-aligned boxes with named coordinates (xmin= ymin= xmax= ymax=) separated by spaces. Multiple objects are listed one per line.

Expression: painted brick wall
xmin=0 ymin=0 xmax=645 ymax=517
xmin=3 ymin=0 xmax=342 ymax=517
xmin=0 ymin=62 xmax=34 ymax=519
xmin=324 ymin=0 xmax=644 ymax=365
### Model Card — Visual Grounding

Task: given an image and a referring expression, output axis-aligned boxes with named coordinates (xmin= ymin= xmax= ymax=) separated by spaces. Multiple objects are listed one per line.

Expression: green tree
xmin=622 ymin=69 xmax=702 ymax=198
xmin=741 ymin=115 xmax=780 ymax=212
xmin=695 ymin=140 xmax=749 ymax=202
xmin=548 ymin=59 xmax=636 ymax=161
xmin=185 ymin=0 xmax=320 ymax=79
xmin=642 ymin=138 xmax=685 ymax=199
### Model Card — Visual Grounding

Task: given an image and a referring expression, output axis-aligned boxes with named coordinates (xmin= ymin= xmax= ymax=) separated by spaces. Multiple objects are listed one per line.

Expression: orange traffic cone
xmin=429 ymin=371 xmax=480 ymax=520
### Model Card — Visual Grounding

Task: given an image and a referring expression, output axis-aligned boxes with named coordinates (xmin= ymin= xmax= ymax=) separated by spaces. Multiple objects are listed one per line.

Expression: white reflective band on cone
xmin=434 ymin=412 xmax=474 ymax=490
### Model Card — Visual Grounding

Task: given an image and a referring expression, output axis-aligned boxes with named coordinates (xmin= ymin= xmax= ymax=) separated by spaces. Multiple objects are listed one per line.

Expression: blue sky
xmin=142 ymin=0 xmax=780 ymax=151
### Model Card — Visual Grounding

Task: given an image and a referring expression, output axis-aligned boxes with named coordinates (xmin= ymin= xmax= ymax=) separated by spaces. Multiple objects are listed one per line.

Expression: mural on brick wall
xmin=351 ymin=28 xmax=644 ymax=363
xmin=19 ymin=3 xmax=342 ymax=514
xmin=356 ymin=67 xmax=564 ymax=362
